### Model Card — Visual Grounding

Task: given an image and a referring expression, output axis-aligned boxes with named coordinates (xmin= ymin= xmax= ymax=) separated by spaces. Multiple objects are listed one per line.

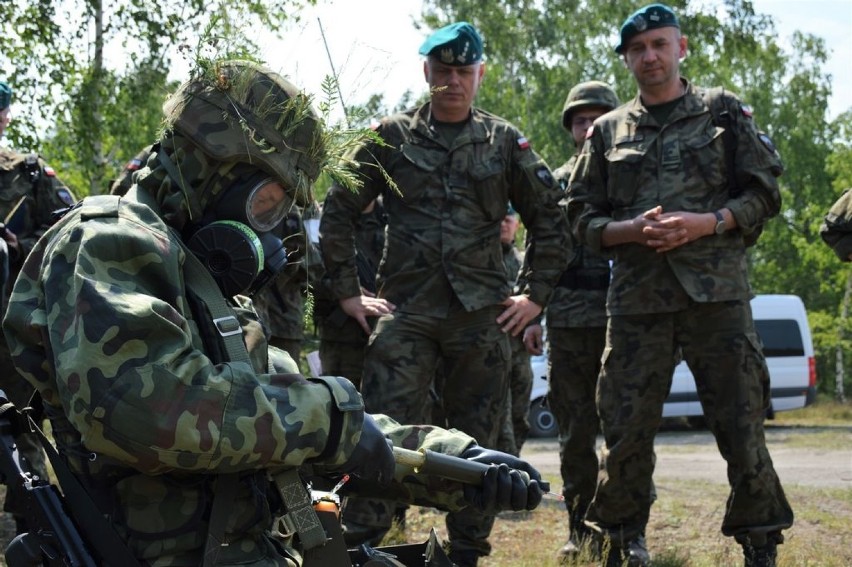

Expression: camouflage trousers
xmin=343 ymin=304 xmax=510 ymax=558
xmin=318 ymin=318 xmax=369 ymax=389
xmin=586 ymin=300 xmax=794 ymax=546
xmin=546 ymin=326 xmax=606 ymax=512
xmin=496 ymin=334 xmax=533 ymax=456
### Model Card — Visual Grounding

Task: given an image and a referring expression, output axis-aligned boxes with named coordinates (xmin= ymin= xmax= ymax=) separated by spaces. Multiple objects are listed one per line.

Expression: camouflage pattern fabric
xmin=566 ymin=81 xmax=792 ymax=546
xmin=109 ymin=145 xmax=155 ymax=196
xmin=1 ymin=186 xmax=494 ymax=566
xmin=254 ymin=209 xmax=309 ymax=367
xmin=0 ymin=148 xmax=76 ymax=521
xmin=820 ymin=188 xmax=852 ymax=261
xmin=321 ymin=101 xmax=566 ymax=560
xmin=567 ymin=81 xmax=783 ymax=316
xmin=313 ymin=200 xmax=387 ymax=386
xmin=320 ymin=102 xmax=568 ymax=315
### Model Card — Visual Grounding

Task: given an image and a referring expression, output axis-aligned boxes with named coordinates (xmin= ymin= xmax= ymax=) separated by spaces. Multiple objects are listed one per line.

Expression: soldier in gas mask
xmin=2 ymin=60 xmax=545 ymax=566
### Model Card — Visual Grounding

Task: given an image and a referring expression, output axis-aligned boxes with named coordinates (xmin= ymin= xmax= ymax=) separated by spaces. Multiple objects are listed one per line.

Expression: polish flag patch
xmin=44 ymin=166 xmax=56 ymax=177
xmin=517 ymin=137 xmax=530 ymax=150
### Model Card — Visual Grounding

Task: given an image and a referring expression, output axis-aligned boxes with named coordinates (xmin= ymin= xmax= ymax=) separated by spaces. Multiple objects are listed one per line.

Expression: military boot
xmin=743 ymin=540 xmax=777 ymax=567
xmin=557 ymin=506 xmax=597 ymax=561
xmin=447 ymin=548 xmax=479 ymax=567
xmin=601 ymin=534 xmax=650 ymax=567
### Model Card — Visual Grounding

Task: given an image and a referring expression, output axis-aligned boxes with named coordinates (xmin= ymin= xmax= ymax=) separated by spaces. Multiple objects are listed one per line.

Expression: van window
xmin=755 ymin=320 xmax=805 ymax=357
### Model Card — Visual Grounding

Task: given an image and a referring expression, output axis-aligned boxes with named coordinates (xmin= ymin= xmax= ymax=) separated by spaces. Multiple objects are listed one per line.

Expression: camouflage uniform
xmin=110 ymin=145 xmax=154 ymax=196
xmin=0 ymin=147 xmax=76 ymax=525
xmin=313 ymin=200 xmax=386 ymax=387
xmin=496 ymin=239 xmax=532 ymax=456
xmin=820 ymin=188 xmax=852 ymax=261
xmin=549 ymin=154 xmax=610 ymax=530
xmin=566 ymin=80 xmax=793 ymax=550
xmin=320 ymin=101 xmax=567 ymax=557
xmin=253 ymin=210 xmax=309 ymax=367
xmin=2 ymin=61 xmax=514 ymax=567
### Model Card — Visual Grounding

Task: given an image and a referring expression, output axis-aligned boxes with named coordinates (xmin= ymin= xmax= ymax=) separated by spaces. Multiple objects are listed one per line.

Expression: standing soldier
xmin=320 ymin=22 xmax=567 ymax=566
xmin=0 ymin=80 xmax=76 ymax=534
xmin=524 ymin=80 xmax=621 ymax=561
xmin=566 ymin=4 xmax=793 ymax=566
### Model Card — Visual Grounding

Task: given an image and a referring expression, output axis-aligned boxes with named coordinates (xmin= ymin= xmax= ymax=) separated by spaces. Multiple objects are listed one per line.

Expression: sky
xmin=253 ymin=0 xmax=852 ymax=123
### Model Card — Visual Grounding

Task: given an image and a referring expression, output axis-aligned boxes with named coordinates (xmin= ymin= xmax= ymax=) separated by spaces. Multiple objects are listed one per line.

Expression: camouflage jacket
xmin=548 ymin=156 xmax=608 ymax=328
xmin=320 ymin=102 xmax=568 ymax=317
xmin=566 ymin=80 xmax=782 ymax=315
xmin=2 ymin=191 xmax=478 ymax=565
xmin=820 ymin=188 xmax=852 ymax=261
xmin=0 ymin=148 xmax=76 ymax=267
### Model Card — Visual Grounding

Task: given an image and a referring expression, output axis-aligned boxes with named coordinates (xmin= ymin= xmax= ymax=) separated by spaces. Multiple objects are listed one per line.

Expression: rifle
xmin=0 ymin=392 xmax=97 ymax=566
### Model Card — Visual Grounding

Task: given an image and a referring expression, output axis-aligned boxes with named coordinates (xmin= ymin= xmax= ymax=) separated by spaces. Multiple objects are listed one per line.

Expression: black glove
xmin=460 ymin=445 xmax=545 ymax=514
xmin=338 ymin=413 xmax=395 ymax=484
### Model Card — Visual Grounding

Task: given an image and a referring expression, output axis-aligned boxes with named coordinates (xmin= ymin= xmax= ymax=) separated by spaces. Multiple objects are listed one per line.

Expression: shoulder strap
xmin=703 ymin=87 xmax=740 ymax=198
xmin=29 ymin=414 xmax=143 ymax=567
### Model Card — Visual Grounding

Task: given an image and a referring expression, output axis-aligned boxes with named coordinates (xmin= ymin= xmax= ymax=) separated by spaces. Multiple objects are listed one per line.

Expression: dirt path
xmin=521 ymin=424 xmax=852 ymax=489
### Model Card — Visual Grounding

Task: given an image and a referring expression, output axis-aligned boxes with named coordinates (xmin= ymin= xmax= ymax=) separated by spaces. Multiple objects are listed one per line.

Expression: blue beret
xmin=419 ymin=22 xmax=483 ymax=66
xmin=615 ymin=3 xmax=680 ymax=54
xmin=0 ymin=82 xmax=11 ymax=110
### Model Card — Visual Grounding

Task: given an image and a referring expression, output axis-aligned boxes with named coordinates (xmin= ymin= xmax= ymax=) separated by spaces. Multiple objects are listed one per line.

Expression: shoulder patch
xmin=56 ymin=188 xmax=75 ymax=206
xmin=758 ymin=132 xmax=777 ymax=154
xmin=534 ymin=165 xmax=554 ymax=188
xmin=517 ymin=137 xmax=530 ymax=150
xmin=44 ymin=165 xmax=56 ymax=177
xmin=741 ymin=104 xmax=753 ymax=119
xmin=126 ymin=158 xmax=144 ymax=171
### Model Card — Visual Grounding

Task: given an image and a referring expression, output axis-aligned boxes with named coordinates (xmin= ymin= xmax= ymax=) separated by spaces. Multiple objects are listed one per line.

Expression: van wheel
xmin=528 ymin=399 xmax=557 ymax=438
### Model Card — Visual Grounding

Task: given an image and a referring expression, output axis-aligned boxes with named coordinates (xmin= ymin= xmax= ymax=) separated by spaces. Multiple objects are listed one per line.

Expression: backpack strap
xmin=703 ymin=87 xmax=740 ymax=197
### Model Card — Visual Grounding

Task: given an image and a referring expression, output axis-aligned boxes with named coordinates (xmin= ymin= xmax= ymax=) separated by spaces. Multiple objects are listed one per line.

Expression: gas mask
xmin=187 ymin=171 xmax=290 ymax=298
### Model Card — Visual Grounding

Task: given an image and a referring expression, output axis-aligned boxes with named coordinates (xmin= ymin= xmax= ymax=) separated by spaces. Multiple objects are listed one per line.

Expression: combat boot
xmin=447 ymin=547 xmax=479 ymax=567
xmin=557 ymin=506 xmax=598 ymax=561
xmin=742 ymin=540 xmax=777 ymax=567
xmin=601 ymin=534 xmax=650 ymax=567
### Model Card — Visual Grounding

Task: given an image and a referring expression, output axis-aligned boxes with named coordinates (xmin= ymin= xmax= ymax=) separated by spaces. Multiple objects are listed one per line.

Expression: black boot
xmin=557 ymin=505 xmax=597 ymax=561
xmin=743 ymin=540 xmax=777 ymax=567
xmin=447 ymin=548 xmax=479 ymax=567
xmin=602 ymin=534 xmax=650 ymax=567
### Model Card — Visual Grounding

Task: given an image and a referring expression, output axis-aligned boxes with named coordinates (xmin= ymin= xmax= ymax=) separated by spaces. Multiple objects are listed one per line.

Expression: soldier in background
xmin=313 ymin=197 xmax=386 ymax=387
xmin=0 ymin=80 xmax=76 ymax=534
xmin=566 ymin=5 xmax=792 ymax=566
xmin=523 ymin=80 xmax=619 ymax=561
xmin=320 ymin=22 xmax=567 ymax=566
xmin=109 ymin=145 xmax=154 ymax=196
xmin=820 ymin=188 xmax=852 ymax=261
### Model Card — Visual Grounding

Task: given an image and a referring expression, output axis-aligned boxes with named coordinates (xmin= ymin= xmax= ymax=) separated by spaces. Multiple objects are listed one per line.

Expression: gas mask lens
xmin=246 ymin=179 xmax=289 ymax=232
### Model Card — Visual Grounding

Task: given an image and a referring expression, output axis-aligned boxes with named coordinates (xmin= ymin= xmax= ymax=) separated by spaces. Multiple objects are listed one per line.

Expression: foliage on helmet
xmin=561 ymin=81 xmax=620 ymax=130
xmin=161 ymin=59 xmax=325 ymax=207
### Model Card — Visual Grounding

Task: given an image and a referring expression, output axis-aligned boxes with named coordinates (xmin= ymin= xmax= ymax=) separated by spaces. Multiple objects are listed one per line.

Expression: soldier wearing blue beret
xmin=322 ymin=20 xmax=568 ymax=567
xmin=566 ymin=3 xmax=792 ymax=566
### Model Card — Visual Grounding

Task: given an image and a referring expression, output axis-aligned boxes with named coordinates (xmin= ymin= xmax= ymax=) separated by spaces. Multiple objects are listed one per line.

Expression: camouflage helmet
xmin=161 ymin=60 xmax=325 ymax=206
xmin=561 ymin=81 xmax=619 ymax=130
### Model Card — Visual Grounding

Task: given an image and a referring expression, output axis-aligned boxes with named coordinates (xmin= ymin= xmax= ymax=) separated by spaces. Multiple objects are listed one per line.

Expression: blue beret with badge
xmin=419 ymin=21 xmax=483 ymax=66
xmin=615 ymin=3 xmax=680 ymax=54
xmin=0 ymin=81 xmax=11 ymax=110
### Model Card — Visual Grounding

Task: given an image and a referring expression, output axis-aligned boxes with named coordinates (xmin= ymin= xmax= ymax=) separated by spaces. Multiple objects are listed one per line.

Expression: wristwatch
xmin=713 ymin=210 xmax=727 ymax=235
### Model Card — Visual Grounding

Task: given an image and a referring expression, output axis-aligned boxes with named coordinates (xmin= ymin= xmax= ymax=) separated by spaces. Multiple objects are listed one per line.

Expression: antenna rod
xmin=317 ymin=17 xmax=350 ymax=126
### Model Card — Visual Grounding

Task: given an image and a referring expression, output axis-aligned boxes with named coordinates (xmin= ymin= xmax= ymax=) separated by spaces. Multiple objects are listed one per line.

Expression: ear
xmin=423 ymin=59 xmax=430 ymax=83
xmin=478 ymin=62 xmax=487 ymax=81
xmin=678 ymin=35 xmax=688 ymax=59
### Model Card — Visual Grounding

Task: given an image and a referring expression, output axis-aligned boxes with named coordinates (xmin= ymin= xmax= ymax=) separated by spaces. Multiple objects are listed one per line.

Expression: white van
xmin=527 ymin=294 xmax=817 ymax=437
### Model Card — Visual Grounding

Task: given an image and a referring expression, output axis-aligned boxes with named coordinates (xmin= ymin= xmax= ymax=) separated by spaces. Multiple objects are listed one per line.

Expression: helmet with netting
xmin=162 ymin=60 xmax=325 ymax=207
xmin=561 ymin=81 xmax=619 ymax=130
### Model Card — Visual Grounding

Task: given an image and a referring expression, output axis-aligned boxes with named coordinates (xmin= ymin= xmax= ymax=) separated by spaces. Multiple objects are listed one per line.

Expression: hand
xmin=339 ymin=295 xmax=396 ymax=335
xmin=338 ymin=414 xmax=395 ymax=484
xmin=640 ymin=209 xmax=716 ymax=253
xmin=523 ymin=324 xmax=544 ymax=355
xmin=497 ymin=295 xmax=543 ymax=337
xmin=460 ymin=445 xmax=545 ymax=513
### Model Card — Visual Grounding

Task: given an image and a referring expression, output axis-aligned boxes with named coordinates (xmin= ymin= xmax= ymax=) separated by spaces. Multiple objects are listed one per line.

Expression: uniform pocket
xmin=604 ymin=143 xmax=647 ymax=208
xmin=470 ymin=157 xmax=507 ymax=220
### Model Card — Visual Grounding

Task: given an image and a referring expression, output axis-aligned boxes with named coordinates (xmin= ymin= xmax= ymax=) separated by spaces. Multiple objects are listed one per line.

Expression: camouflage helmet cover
xmin=561 ymin=80 xmax=619 ymax=130
xmin=162 ymin=60 xmax=325 ymax=206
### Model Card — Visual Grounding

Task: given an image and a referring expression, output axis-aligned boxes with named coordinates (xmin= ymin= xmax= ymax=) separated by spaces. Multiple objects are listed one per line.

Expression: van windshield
xmin=755 ymin=320 xmax=805 ymax=357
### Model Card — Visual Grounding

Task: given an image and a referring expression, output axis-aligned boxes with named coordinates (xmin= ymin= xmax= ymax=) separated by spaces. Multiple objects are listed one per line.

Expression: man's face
xmin=500 ymin=214 xmax=520 ymax=245
xmin=622 ymin=27 xmax=687 ymax=91
xmin=424 ymin=58 xmax=485 ymax=120
xmin=0 ymin=108 xmax=10 ymax=138
xmin=570 ymin=107 xmax=609 ymax=148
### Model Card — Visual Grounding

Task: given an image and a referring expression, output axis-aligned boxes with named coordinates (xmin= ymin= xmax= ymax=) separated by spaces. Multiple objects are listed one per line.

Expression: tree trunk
xmin=89 ymin=0 xmax=106 ymax=196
